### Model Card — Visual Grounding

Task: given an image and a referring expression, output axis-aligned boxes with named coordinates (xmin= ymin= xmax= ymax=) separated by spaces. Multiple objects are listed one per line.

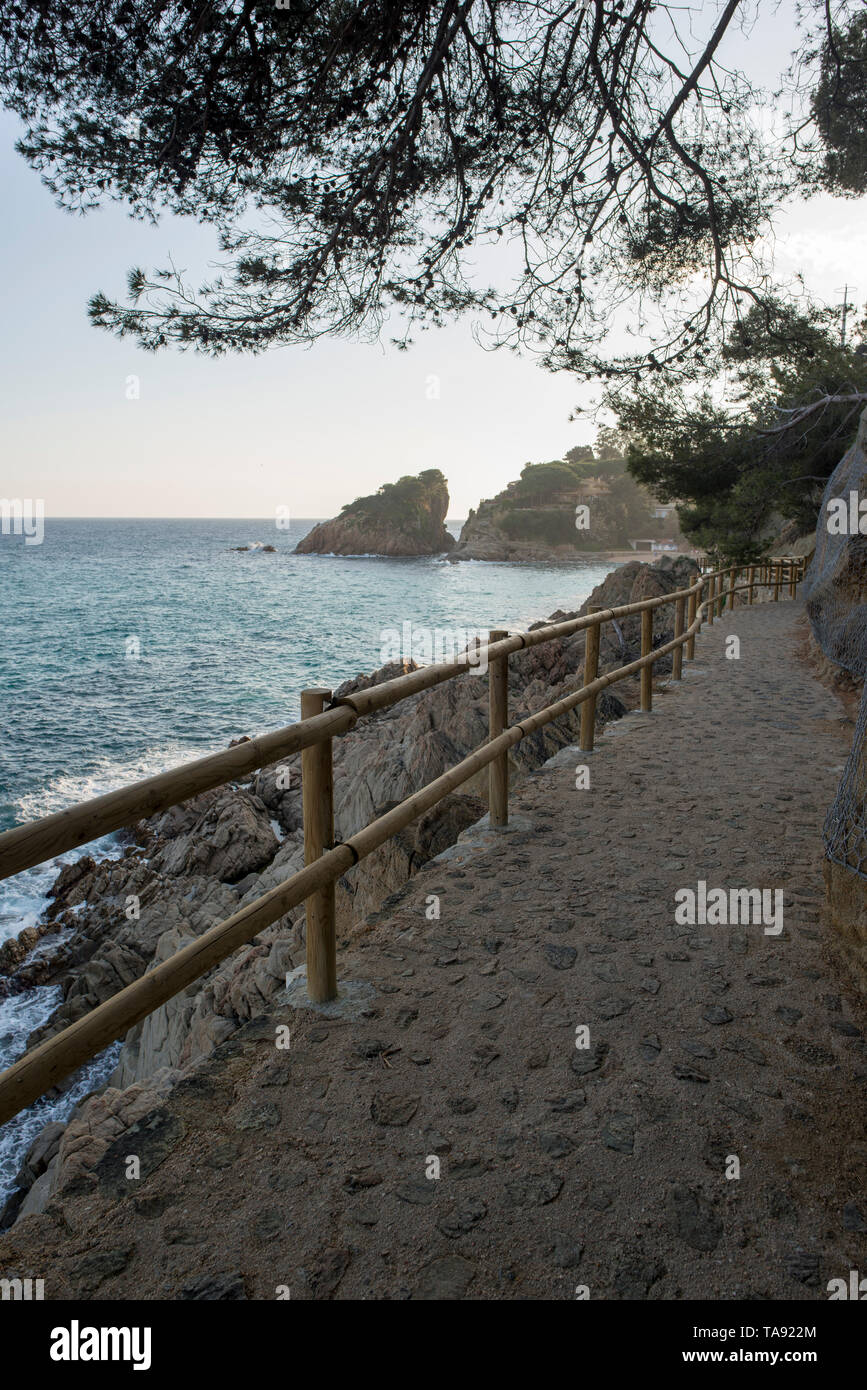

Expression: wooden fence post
xmin=707 ymin=573 xmax=716 ymax=625
xmin=672 ymin=595 xmax=685 ymax=680
xmin=301 ymin=688 xmax=337 ymax=1003
xmin=747 ymin=565 xmax=755 ymax=605
xmin=789 ymin=561 xmax=797 ymax=598
xmin=640 ymin=608 xmax=653 ymax=711
xmin=686 ymin=582 xmax=698 ymax=660
xmin=489 ymin=629 xmax=509 ymax=825
xmin=773 ymin=562 xmax=781 ymax=602
xmin=727 ymin=565 xmax=736 ymax=610
xmin=579 ymin=608 xmax=601 ymax=752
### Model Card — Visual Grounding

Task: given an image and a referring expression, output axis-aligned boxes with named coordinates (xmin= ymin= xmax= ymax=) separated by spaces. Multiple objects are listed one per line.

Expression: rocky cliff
xmin=295 ymin=469 xmax=455 ymax=556
xmin=449 ymin=493 xmax=580 ymax=562
xmin=805 ymin=407 xmax=867 ymax=677
xmin=0 ymin=554 xmax=697 ymax=1228
xmin=804 ymin=406 xmax=867 ymax=991
xmin=449 ymin=456 xmax=665 ymax=562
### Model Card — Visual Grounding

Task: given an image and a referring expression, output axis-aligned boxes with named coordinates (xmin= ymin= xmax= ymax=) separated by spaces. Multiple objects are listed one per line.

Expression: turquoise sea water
xmin=0 ymin=516 xmax=615 ymax=1201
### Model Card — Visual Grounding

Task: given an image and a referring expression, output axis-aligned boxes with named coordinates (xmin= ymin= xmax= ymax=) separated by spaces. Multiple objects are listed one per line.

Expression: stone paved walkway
xmin=4 ymin=599 xmax=867 ymax=1300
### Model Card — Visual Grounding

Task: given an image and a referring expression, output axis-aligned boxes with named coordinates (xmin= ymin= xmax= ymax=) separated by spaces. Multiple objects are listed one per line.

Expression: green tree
xmin=605 ymin=301 xmax=867 ymax=560
xmin=803 ymin=8 xmax=867 ymax=196
xmin=514 ymin=462 xmax=584 ymax=500
xmin=340 ymin=468 xmax=449 ymax=532
xmin=564 ymin=445 xmax=596 ymax=469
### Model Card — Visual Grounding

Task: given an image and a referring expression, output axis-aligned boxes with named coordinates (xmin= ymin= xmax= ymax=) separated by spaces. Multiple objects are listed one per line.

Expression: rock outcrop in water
xmin=295 ymin=469 xmax=455 ymax=556
xmin=449 ymin=453 xmax=668 ymax=562
xmin=0 ymin=554 xmax=698 ymax=1227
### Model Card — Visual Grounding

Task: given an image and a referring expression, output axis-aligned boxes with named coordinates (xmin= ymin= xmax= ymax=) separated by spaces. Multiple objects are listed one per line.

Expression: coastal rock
xmin=49 ymin=856 xmax=96 ymax=899
xmin=148 ymin=787 xmax=278 ymax=883
xmin=805 ymin=405 xmax=867 ymax=677
xmin=2 ymin=1072 xmax=182 ymax=1219
xmin=336 ymin=792 xmax=487 ymax=926
xmin=111 ymin=926 xmax=238 ymax=1087
xmin=14 ymin=1122 xmax=65 ymax=1190
xmin=0 ymin=926 xmax=39 ymax=973
xmin=805 ymin=407 xmax=867 ymax=989
xmin=295 ymin=469 xmax=455 ymax=556
xmin=19 ymin=859 xmax=241 ymax=1051
xmin=249 ymin=659 xmax=415 ymax=832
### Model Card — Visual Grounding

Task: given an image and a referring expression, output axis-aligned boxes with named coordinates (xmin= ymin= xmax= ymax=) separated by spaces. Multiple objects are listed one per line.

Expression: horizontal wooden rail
xmin=0 ymin=600 xmax=703 ymax=1125
xmin=0 ymin=578 xmax=715 ymax=882
xmin=0 ymin=706 xmax=358 ymax=883
xmin=0 ymin=558 xmax=805 ymax=1126
xmin=0 ymin=559 xmax=803 ymax=884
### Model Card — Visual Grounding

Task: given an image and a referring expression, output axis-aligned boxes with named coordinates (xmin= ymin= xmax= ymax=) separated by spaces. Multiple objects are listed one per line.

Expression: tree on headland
xmin=340 ymin=468 xmax=449 ymax=525
xmin=0 ymin=0 xmax=861 ymax=381
xmin=492 ymin=434 xmax=659 ymax=548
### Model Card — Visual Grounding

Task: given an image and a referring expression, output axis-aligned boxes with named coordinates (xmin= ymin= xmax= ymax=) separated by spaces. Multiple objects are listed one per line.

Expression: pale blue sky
xmin=0 ymin=110 xmax=586 ymax=519
xmin=1 ymin=4 xmax=865 ymax=519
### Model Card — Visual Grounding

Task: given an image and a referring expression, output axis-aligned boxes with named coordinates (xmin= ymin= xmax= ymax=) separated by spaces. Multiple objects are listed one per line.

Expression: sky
xmin=1 ymin=2 xmax=866 ymax=520
xmin=0 ymin=112 xmax=583 ymax=521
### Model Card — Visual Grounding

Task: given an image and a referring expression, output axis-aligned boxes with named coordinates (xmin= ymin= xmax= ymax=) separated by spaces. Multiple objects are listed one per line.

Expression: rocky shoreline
xmin=0 ymin=555 xmax=698 ymax=1229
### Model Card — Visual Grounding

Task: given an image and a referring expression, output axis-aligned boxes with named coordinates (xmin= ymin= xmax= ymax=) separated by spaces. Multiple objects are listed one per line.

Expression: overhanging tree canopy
xmin=0 ymin=1 xmax=860 ymax=375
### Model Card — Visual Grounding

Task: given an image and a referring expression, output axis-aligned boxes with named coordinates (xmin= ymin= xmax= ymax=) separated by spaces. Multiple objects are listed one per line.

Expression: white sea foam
xmin=0 ymin=741 xmax=204 ymax=1209
xmin=1 ymin=740 xmax=210 ymax=943
xmin=0 ymin=976 xmax=120 ymax=1205
xmin=13 ymin=741 xmax=203 ymax=824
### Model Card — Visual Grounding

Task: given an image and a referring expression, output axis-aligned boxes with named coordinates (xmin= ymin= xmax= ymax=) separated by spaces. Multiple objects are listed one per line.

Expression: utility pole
xmin=835 ymin=285 xmax=856 ymax=347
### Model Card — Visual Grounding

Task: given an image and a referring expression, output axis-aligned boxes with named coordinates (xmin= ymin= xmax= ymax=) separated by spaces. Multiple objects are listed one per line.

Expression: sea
xmin=0 ymin=516 xmax=616 ymax=1204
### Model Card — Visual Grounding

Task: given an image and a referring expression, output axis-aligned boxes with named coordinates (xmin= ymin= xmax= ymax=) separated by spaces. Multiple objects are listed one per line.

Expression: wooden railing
xmin=0 ymin=556 xmax=806 ymax=1126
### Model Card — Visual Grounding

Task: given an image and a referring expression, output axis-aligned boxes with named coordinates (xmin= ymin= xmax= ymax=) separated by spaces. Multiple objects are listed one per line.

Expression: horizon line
xmin=21 ymin=514 xmax=469 ymax=522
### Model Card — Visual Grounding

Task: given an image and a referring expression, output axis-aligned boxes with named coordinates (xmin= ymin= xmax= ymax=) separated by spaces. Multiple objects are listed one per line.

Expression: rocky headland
xmin=295 ymin=469 xmax=455 ymax=556
xmin=449 ymin=452 xmax=675 ymax=562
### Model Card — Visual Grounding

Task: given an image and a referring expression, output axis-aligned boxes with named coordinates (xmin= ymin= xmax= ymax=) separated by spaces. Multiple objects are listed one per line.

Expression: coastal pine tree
xmin=0 ymin=1 xmax=861 ymax=379
xmin=604 ymin=301 xmax=867 ymax=560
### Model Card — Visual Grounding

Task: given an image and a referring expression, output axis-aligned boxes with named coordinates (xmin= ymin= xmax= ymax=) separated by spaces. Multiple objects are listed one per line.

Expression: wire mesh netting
xmin=804 ymin=407 xmax=867 ymax=876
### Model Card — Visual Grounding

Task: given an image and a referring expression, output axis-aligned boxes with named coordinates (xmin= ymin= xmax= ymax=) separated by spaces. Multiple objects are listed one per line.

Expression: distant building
xmin=574 ymin=477 xmax=611 ymax=502
xmin=628 ymin=538 xmax=681 ymax=553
